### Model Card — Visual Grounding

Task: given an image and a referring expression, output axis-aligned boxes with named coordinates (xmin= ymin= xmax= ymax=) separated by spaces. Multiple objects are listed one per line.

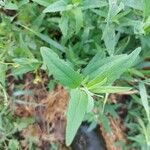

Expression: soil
xmin=6 ymin=71 xmax=128 ymax=150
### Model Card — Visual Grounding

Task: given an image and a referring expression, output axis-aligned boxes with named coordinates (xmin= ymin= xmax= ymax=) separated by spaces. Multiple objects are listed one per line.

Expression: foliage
xmin=0 ymin=0 xmax=150 ymax=149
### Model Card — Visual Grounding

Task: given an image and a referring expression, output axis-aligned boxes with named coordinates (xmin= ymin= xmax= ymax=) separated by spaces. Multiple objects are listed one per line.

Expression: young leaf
xmin=66 ymin=88 xmax=88 ymax=146
xmin=40 ymin=47 xmax=83 ymax=88
xmin=89 ymin=86 xmax=132 ymax=94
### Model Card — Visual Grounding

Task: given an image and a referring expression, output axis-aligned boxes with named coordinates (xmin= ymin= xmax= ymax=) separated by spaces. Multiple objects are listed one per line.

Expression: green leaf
xmin=89 ymin=86 xmax=132 ymax=94
xmin=19 ymin=33 xmax=34 ymax=58
xmin=8 ymin=140 xmax=20 ymax=150
xmin=139 ymin=82 xmax=149 ymax=120
xmin=99 ymin=112 xmax=111 ymax=133
xmin=103 ymin=24 xmax=118 ymax=55
xmin=35 ymin=32 xmax=65 ymax=52
xmin=86 ymin=47 xmax=141 ymax=86
xmin=143 ymin=0 xmax=150 ymax=20
xmin=40 ymin=47 xmax=83 ymax=88
xmin=16 ymin=117 xmax=35 ymax=131
xmin=83 ymin=54 xmax=127 ymax=78
xmin=59 ymin=13 xmax=69 ymax=37
xmin=4 ymin=2 xmax=18 ymax=10
xmin=12 ymin=58 xmax=40 ymax=75
xmin=0 ymin=64 xmax=7 ymax=86
xmin=43 ymin=0 xmax=68 ymax=13
xmin=86 ymin=77 xmax=107 ymax=89
xmin=72 ymin=7 xmax=83 ymax=33
xmin=66 ymin=88 xmax=88 ymax=146
xmin=17 ymin=23 xmax=65 ymax=52
xmin=32 ymin=0 xmax=50 ymax=7
xmin=86 ymin=94 xmax=94 ymax=112
xmin=122 ymin=0 xmax=144 ymax=10
xmin=83 ymin=88 xmax=94 ymax=112
xmin=83 ymin=0 xmax=107 ymax=10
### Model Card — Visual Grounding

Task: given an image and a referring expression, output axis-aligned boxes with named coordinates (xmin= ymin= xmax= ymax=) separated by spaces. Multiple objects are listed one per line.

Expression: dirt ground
xmin=7 ymin=71 xmax=127 ymax=150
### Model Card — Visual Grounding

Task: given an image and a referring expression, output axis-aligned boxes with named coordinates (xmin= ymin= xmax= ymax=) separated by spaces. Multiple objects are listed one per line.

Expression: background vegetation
xmin=0 ymin=0 xmax=150 ymax=149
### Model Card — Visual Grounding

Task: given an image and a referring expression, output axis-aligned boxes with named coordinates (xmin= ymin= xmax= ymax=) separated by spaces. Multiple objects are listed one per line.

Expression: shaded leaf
xmin=66 ymin=88 xmax=88 ymax=145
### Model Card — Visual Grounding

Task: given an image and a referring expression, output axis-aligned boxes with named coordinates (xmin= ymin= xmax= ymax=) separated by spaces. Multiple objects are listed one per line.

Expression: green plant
xmin=41 ymin=46 xmax=141 ymax=145
xmin=0 ymin=0 xmax=149 ymax=149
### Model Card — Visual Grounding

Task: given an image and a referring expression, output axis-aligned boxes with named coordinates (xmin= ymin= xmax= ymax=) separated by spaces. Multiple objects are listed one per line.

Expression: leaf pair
xmin=83 ymin=47 xmax=141 ymax=92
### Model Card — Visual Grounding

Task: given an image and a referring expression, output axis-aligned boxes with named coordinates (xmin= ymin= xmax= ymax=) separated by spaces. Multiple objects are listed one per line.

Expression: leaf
xmin=40 ymin=47 xmax=83 ymax=88
xmin=139 ymin=82 xmax=149 ymax=119
xmin=4 ymin=2 xmax=18 ymax=10
xmin=86 ymin=77 xmax=107 ymax=89
xmin=103 ymin=24 xmax=117 ymax=56
xmin=43 ymin=0 xmax=68 ymax=13
xmin=59 ymin=13 xmax=69 ymax=37
xmin=35 ymin=32 xmax=65 ymax=52
xmin=122 ymin=0 xmax=144 ymax=10
xmin=16 ymin=117 xmax=35 ymax=131
xmin=0 ymin=64 xmax=7 ymax=86
xmin=143 ymin=0 xmax=150 ymax=20
xmin=8 ymin=140 xmax=20 ymax=150
xmin=99 ymin=112 xmax=111 ymax=133
xmin=72 ymin=7 xmax=83 ymax=33
xmin=32 ymin=0 xmax=50 ymax=7
xmin=83 ymin=54 xmax=127 ymax=78
xmin=19 ymin=33 xmax=34 ymax=58
xmin=89 ymin=86 xmax=132 ymax=94
xmin=17 ymin=23 xmax=65 ymax=52
xmin=138 ymin=117 xmax=148 ymax=142
xmin=108 ymin=0 xmax=124 ymax=20
xmin=12 ymin=58 xmax=40 ymax=75
xmin=83 ymin=0 xmax=107 ymax=10
xmin=86 ymin=47 xmax=141 ymax=86
xmin=66 ymin=88 xmax=88 ymax=146
xmin=86 ymin=94 xmax=94 ymax=112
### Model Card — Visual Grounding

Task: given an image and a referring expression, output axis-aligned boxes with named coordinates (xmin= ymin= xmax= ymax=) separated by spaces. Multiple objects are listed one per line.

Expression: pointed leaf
xmin=66 ymin=88 xmax=88 ymax=146
xmin=43 ymin=0 xmax=68 ymax=13
xmin=41 ymin=47 xmax=83 ymax=88
xmin=89 ymin=86 xmax=132 ymax=94
xmin=86 ymin=47 xmax=141 ymax=86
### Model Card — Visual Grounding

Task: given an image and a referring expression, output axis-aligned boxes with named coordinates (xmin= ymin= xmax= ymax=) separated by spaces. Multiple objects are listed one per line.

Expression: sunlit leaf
xmin=41 ymin=47 xmax=83 ymax=88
